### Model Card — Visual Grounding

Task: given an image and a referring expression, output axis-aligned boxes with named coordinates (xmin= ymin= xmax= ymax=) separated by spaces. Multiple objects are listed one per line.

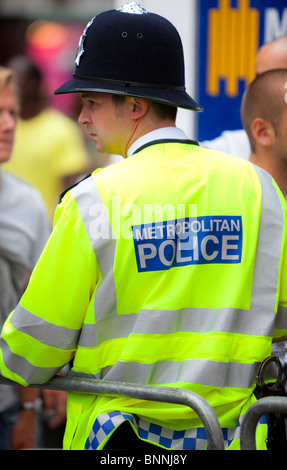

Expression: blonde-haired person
xmin=0 ymin=65 xmax=51 ymax=449
xmin=3 ymin=56 xmax=91 ymax=222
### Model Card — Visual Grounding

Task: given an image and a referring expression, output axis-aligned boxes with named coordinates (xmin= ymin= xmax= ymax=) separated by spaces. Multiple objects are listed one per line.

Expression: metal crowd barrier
xmin=240 ymin=396 xmax=287 ymax=450
xmin=0 ymin=375 xmax=225 ymax=450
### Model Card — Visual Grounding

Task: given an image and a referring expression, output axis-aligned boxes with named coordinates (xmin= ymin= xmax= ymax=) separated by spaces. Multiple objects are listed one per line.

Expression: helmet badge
xmin=117 ymin=2 xmax=148 ymax=14
xmin=75 ymin=17 xmax=95 ymax=66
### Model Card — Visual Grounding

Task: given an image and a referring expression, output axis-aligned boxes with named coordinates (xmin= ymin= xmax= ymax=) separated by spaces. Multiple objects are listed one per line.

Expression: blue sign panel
xmin=132 ymin=216 xmax=243 ymax=273
xmin=197 ymin=0 xmax=287 ymax=141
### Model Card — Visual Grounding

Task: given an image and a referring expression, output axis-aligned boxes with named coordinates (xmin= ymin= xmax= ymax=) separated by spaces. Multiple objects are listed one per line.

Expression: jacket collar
xmin=127 ymin=127 xmax=192 ymax=157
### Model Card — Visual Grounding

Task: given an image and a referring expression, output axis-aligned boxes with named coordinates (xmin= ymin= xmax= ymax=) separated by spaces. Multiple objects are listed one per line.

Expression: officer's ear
xmin=251 ymin=117 xmax=274 ymax=148
xmin=127 ymin=97 xmax=148 ymax=120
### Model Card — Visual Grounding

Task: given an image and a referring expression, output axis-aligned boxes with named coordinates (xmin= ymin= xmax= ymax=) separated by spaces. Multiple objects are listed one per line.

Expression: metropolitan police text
xmin=133 ymin=216 xmax=243 ymax=272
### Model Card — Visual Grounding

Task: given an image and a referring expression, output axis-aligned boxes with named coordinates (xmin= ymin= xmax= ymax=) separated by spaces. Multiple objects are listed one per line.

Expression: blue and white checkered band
xmin=75 ymin=17 xmax=95 ymax=66
xmin=117 ymin=2 xmax=148 ymax=14
xmin=85 ymin=411 xmax=267 ymax=450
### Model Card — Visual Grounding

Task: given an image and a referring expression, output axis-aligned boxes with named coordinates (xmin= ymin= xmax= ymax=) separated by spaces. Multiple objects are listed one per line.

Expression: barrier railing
xmin=0 ymin=375 xmax=225 ymax=450
xmin=240 ymin=396 xmax=287 ymax=450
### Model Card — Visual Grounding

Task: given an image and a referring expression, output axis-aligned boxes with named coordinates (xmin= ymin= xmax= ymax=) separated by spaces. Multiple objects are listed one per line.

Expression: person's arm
xmin=0 ymin=190 xmax=97 ymax=386
xmin=41 ymin=388 xmax=67 ymax=429
xmin=11 ymin=387 xmax=40 ymax=450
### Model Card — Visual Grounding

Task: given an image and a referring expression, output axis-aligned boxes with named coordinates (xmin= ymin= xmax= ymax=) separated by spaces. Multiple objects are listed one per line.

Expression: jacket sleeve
xmin=0 ymin=192 xmax=98 ymax=386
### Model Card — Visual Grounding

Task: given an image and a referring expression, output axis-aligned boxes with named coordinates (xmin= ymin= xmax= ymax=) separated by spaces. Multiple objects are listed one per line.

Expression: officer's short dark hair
xmin=112 ymin=94 xmax=177 ymax=121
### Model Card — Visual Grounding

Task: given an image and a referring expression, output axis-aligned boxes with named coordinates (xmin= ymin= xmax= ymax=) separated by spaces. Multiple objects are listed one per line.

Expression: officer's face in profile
xmin=78 ymin=92 xmax=131 ymax=157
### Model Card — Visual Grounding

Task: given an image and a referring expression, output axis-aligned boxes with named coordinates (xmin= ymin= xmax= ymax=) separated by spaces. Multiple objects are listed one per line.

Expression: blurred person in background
xmin=241 ymin=68 xmax=287 ymax=200
xmin=200 ymin=35 xmax=287 ymax=159
xmin=3 ymin=56 xmax=91 ymax=223
xmin=0 ymin=65 xmax=50 ymax=449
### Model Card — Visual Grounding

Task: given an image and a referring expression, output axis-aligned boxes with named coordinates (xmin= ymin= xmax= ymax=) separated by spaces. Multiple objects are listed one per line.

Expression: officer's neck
xmin=124 ymin=118 xmax=176 ymax=159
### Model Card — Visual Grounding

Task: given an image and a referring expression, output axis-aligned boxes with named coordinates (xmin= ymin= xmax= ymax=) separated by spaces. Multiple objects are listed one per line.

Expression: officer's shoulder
xmin=200 ymin=146 xmax=252 ymax=167
xmin=59 ymin=172 xmax=93 ymax=203
xmin=60 ymin=160 xmax=124 ymax=200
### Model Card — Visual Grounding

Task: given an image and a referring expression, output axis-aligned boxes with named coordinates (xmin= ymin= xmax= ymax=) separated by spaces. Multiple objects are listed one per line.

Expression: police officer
xmin=0 ymin=3 xmax=287 ymax=450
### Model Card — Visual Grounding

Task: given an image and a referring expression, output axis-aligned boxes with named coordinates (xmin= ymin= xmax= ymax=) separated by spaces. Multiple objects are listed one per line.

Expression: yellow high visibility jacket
xmin=1 ymin=139 xmax=287 ymax=450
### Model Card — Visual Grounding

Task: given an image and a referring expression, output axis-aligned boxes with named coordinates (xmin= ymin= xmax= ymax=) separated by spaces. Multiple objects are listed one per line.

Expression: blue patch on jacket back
xmin=132 ymin=216 xmax=243 ymax=272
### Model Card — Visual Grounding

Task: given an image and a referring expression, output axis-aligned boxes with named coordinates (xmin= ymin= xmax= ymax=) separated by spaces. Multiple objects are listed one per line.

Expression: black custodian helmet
xmin=54 ymin=2 xmax=203 ymax=111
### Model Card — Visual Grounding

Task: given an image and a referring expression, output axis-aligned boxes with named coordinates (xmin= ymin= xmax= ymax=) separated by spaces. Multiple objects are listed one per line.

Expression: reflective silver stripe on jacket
xmin=250 ymin=167 xmax=283 ymax=314
xmin=73 ymin=175 xmax=118 ymax=322
xmin=0 ymin=305 xmax=80 ymax=383
xmin=71 ymin=358 xmax=261 ymax=389
xmin=0 ymin=338 xmax=62 ymax=384
xmin=10 ymin=305 xmax=80 ymax=349
xmin=78 ymin=307 xmax=276 ymax=347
